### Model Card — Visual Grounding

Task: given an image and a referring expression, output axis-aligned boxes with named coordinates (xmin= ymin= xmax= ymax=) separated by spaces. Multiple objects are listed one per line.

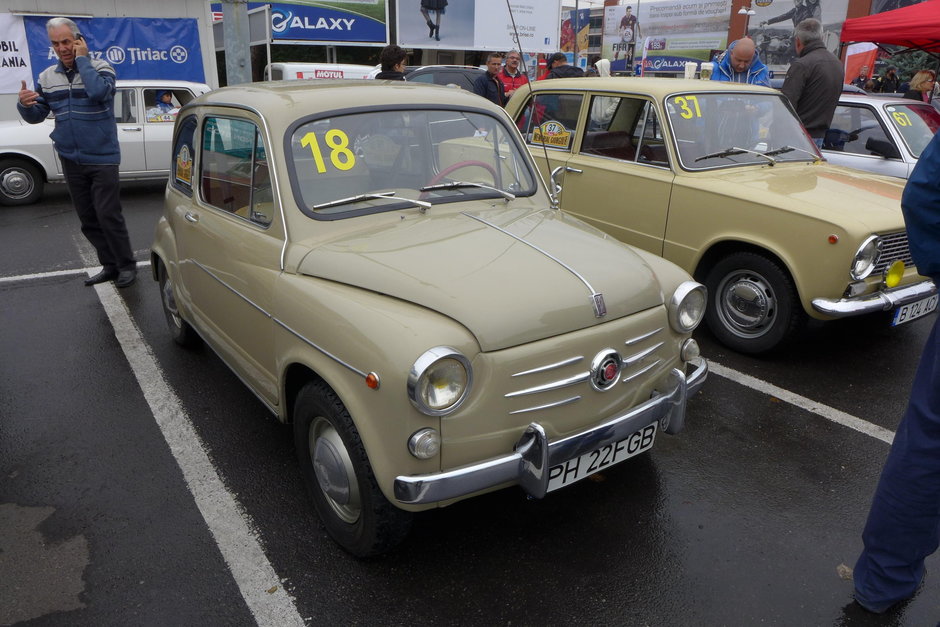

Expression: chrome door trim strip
xmin=460 ymin=211 xmax=607 ymax=317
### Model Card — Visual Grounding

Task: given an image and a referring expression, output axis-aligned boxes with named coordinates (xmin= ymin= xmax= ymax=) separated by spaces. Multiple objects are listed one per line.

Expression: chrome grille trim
xmin=875 ymin=231 xmax=913 ymax=274
xmin=509 ymin=396 xmax=582 ymax=415
xmin=625 ymin=327 xmax=664 ymax=345
xmin=623 ymin=359 xmax=661 ymax=383
xmin=505 ymin=371 xmax=591 ymax=397
xmin=622 ymin=341 xmax=664 ymax=366
xmin=512 ymin=356 xmax=584 ymax=377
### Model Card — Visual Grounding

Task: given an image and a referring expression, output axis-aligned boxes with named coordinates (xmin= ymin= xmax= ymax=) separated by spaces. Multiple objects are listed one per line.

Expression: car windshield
xmin=665 ymin=92 xmax=819 ymax=170
xmin=881 ymin=102 xmax=940 ymax=158
xmin=288 ymin=108 xmax=537 ymax=217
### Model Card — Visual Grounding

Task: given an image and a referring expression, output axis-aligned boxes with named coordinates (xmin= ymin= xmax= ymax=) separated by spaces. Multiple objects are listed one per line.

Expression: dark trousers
xmin=854 ymin=314 xmax=940 ymax=609
xmin=61 ymin=158 xmax=135 ymax=273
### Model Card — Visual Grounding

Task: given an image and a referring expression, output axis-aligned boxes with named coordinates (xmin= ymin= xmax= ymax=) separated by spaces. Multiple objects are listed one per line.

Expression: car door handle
xmin=121 ymin=126 xmax=143 ymax=132
xmin=565 ymin=167 xmax=583 ymax=174
xmin=184 ymin=212 xmax=199 ymax=224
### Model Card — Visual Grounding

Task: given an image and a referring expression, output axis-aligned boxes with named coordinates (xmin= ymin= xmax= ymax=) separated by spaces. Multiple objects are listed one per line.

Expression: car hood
xmin=693 ymin=163 xmax=906 ymax=232
xmin=296 ymin=206 xmax=665 ymax=352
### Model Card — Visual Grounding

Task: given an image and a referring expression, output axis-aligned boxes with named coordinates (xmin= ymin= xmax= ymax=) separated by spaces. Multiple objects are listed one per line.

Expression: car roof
xmin=522 ymin=76 xmax=778 ymax=97
xmin=115 ymin=79 xmax=211 ymax=90
xmin=838 ymin=92 xmax=922 ymax=105
xmin=189 ymin=80 xmax=505 ymax=131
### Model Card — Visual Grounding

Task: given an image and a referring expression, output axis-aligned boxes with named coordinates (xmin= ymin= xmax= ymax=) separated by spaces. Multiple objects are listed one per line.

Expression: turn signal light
xmin=884 ymin=260 xmax=905 ymax=288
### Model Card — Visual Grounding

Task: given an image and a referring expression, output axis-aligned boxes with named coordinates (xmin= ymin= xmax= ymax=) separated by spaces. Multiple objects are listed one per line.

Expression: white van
xmin=264 ymin=62 xmax=377 ymax=81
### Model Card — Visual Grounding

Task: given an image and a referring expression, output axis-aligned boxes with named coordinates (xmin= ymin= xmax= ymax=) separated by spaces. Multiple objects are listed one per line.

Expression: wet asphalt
xmin=0 ymin=181 xmax=938 ymax=625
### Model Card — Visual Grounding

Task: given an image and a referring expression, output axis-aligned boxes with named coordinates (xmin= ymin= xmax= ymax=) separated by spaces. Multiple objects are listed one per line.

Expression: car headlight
xmin=668 ymin=281 xmax=707 ymax=333
xmin=407 ymin=347 xmax=472 ymax=416
xmin=851 ymin=235 xmax=882 ymax=280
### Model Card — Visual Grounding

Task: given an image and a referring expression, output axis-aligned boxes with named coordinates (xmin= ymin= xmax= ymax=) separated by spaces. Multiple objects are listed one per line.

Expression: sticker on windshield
xmin=300 ymin=129 xmax=357 ymax=174
xmin=175 ymin=144 xmax=193 ymax=186
xmin=532 ymin=120 xmax=572 ymax=149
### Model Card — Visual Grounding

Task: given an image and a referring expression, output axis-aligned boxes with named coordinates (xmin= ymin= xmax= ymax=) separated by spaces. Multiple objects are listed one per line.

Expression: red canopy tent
xmin=840 ymin=0 xmax=940 ymax=55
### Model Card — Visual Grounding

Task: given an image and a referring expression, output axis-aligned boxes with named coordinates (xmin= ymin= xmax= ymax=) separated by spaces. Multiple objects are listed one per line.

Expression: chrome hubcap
xmin=161 ymin=276 xmax=183 ymax=329
xmin=0 ymin=167 xmax=34 ymax=199
xmin=309 ymin=417 xmax=361 ymax=523
xmin=717 ymin=271 xmax=776 ymax=338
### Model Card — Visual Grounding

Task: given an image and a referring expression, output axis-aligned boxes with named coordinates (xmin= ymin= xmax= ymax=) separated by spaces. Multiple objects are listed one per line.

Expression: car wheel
xmin=293 ymin=381 xmax=412 ymax=557
xmin=158 ymin=260 xmax=198 ymax=347
xmin=704 ymin=252 xmax=804 ymax=354
xmin=0 ymin=159 xmax=43 ymax=206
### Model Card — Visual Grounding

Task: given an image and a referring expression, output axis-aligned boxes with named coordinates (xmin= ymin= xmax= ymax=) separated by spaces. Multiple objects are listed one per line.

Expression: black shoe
xmin=115 ymin=268 xmax=137 ymax=288
xmin=435 ymin=26 xmax=440 ymax=41
xmin=427 ymin=19 xmax=435 ymax=36
xmin=84 ymin=269 xmax=118 ymax=286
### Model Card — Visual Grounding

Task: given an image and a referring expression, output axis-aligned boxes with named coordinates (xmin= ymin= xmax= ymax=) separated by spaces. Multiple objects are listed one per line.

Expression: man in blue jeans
xmin=852 ymin=130 xmax=940 ymax=613
xmin=17 ymin=17 xmax=136 ymax=288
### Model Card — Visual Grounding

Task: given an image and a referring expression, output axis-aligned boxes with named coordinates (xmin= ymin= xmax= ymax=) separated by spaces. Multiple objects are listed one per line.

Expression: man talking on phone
xmin=17 ymin=17 xmax=136 ymax=288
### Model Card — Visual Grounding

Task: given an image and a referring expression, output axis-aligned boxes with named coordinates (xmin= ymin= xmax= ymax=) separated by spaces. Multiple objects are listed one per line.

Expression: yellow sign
xmin=532 ymin=121 xmax=572 ymax=149
xmin=175 ymin=144 xmax=192 ymax=186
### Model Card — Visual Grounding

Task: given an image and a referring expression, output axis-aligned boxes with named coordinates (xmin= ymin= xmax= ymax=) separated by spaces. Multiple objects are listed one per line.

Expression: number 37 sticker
xmin=300 ymin=129 xmax=356 ymax=174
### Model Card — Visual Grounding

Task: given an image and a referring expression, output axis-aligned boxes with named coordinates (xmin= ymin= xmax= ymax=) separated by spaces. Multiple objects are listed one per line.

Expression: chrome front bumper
xmin=811 ymin=279 xmax=937 ymax=317
xmin=394 ymin=358 xmax=708 ymax=505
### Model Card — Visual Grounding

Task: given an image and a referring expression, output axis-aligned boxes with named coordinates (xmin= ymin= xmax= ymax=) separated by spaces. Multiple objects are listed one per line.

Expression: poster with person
xmin=746 ymin=0 xmax=850 ymax=72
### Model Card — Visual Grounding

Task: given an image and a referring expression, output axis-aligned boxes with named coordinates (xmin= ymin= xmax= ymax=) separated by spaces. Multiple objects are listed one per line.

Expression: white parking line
xmin=72 ymin=257 xmax=305 ymax=625
xmin=708 ymin=360 xmax=895 ymax=445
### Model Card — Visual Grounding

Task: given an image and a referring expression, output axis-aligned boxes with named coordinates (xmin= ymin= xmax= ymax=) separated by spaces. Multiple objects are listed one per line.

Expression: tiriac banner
xmin=22 ymin=16 xmax=205 ymax=84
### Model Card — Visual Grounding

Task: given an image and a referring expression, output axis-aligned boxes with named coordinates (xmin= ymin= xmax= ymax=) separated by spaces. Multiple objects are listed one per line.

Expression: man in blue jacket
xmin=17 ymin=17 xmax=136 ymax=288
xmin=472 ymin=53 xmax=505 ymax=106
xmin=710 ymin=37 xmax=770 ymax=86
xmin=852 ymin=131 xmax=940 ymax=614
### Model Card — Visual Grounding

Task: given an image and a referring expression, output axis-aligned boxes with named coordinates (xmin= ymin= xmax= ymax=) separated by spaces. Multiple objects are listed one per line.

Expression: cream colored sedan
xmin=151 ymin=81 xmax=707 ymax=556
xmin=506 ymin=78 xmax=937 ymax=354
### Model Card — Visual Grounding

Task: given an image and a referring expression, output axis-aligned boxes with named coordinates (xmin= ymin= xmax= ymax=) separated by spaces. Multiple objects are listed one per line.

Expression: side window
xmin=581 ymin=97 xmax=668 ymax=166
xmin=145 ymin=89 xmax=180 ymax=123
xmin=824 ymin=105 xmax=892 ymax=156
xmin=200 ymin=117 xmax=272 ymax=226
xmin=515 ymin=93 xmax=582 ymax=152
xmin=114 ymin=89 xmax=137 ymax=124
xmin=171 ymin=114 xmax=197 ymax=195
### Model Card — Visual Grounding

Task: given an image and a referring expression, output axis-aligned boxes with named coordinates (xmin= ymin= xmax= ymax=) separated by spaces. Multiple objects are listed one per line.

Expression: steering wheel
xmin=424 ymin=160 xmax=498 ymax=189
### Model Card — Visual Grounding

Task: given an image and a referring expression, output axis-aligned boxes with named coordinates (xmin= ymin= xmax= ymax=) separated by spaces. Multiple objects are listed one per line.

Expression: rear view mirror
xmin=865 ymin=137 xmax=901 ymax=160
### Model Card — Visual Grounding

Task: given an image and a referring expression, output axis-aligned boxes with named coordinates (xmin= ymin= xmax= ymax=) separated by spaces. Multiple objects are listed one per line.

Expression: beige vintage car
xmin=505 ymin=78 xmax=938 ymax=354
xmin=151 ymin=81 xmax=708 ymax=556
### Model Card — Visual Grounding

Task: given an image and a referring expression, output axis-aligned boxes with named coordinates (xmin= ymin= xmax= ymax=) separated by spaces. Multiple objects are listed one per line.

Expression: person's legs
xmin=87 ymin=164 xmax=135 ymax=272
xmin=61 ymin=158 xmax=118 ymax=273
xmin=854 ymin=316 xmax=940 ymax=612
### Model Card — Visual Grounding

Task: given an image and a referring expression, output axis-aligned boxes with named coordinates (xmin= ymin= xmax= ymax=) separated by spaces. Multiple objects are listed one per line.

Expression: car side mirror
xmin=865 ymin=137 xmax=901 ymax=160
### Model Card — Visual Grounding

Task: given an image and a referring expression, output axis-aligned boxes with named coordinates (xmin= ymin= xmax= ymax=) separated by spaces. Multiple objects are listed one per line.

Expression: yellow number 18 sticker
xmin=300 ymin=129 xmax=356 ymax=173
xmin=674 ymin=95 xmax=702 ymax=119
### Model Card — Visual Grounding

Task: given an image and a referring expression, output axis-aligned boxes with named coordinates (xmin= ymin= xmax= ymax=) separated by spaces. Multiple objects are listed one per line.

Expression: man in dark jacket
xmin=472 ymin=52 xmax=505 ymax=106
xmin=17 ymin=17 xmax=136 ymax=288
xmin=873 ymin=66 xmax=900 ymax=93
xmin=374 ymin=44 xmax=407 ymax=81
xmin=543 ymin=52 xmax=585 ymax=79
xmin=781 ymin=18 xmax=843 ymax=147
xmin=852 ymin=130 xmax=940 ymax=615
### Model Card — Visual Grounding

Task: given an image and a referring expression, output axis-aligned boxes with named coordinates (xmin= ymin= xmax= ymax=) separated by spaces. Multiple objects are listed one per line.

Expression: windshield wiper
xmin=762 ymin=145 xmax=822 ymax=163
xmin=694 ymin=146 xmax=777 ymax=165
xmin=419 ymin=181 xmax=516 ymax=201
xmin=312 ymin=191 xmax=431 ymax=212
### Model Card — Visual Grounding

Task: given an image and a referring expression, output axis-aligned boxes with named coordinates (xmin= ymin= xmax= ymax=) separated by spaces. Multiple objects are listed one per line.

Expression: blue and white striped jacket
xmin=18 ymin=56 xmax=120 ymax=165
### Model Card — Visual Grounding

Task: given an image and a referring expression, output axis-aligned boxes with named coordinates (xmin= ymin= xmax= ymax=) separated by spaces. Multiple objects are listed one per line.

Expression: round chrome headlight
xmin=851 ymin=235 xmax=882 ymax=280
xmin=668 ymin=281 xmax=707 ymax=333
xmin=407 ymin=347 xmax=472 ymax=416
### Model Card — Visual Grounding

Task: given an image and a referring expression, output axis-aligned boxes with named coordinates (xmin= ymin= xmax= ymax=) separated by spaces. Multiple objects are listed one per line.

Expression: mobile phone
xmin=75 ymin=32 xmax=84 ymax=41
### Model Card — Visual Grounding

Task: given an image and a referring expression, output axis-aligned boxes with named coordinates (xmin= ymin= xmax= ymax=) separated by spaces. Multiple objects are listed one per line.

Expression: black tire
xmin=158 ymin=260 xmax=199 ymax=347
xmin=293 ymin=381 xmax=412 ymax=557
xmin=703 ymin=252 xmax=804 ymax=354
xmin=0 ymin=159 xmax=43 ymax=206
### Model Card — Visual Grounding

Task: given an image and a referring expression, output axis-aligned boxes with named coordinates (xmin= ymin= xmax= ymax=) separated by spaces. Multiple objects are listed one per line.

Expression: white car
xmin=0 ymin=79 xmax=211 ymax=205
xmin=822 ymin=93 xmax=940 ymax=179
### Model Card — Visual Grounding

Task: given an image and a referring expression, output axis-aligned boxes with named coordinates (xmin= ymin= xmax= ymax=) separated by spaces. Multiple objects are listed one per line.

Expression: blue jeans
xmin=853 ymin=314 xmax=940 ymax=611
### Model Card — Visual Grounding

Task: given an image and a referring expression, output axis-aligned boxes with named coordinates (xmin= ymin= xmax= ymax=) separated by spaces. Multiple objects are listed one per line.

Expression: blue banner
xmin=24 ymin=17 xmax=205 ymax=83
xmin=212 ymin=2 xmax=388 ymax=44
